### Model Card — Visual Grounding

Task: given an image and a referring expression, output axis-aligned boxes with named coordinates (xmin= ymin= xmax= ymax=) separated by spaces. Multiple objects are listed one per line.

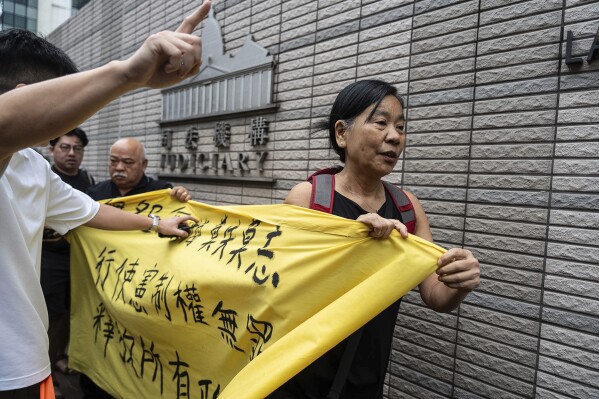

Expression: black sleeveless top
xmin=268 ymin=190 xmax=403 ymax=399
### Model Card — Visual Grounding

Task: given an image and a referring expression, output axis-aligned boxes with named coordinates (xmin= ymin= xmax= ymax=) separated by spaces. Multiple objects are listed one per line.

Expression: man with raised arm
xmin=0 ymin=1 xmax=210 ymax=396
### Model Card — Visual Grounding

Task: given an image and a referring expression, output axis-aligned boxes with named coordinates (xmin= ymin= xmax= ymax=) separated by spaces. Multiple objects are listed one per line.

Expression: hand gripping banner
xmin=67 ymin=190 xmax=445 ymax=399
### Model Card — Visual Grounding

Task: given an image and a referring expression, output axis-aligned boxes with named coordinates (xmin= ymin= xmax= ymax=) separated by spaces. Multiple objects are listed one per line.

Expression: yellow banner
xmin=68 ymin=190 xmax=445 ymax=399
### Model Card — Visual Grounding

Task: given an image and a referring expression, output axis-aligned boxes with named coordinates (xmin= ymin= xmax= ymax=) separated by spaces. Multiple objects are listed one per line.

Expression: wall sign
xmin=565 ymin=25 xmax=599 ymax=65
xmin=159 ymin=118 xmax=271 ymax=183
xmin=160 ymin=9 xmax=276 ymax=122
xmin=158 ymin=9 xmax=276 ymax=184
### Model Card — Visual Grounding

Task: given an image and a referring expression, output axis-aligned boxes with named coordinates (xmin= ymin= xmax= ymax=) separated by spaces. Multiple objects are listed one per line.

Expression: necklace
xmin=343 ymin=183 xmax=384 ymax=213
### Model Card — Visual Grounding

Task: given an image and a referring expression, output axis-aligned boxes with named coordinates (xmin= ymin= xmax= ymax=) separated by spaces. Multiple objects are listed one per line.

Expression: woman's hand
xmin=436 ymin=248 xmax=480 ymax=292
xmin=357 ymin=213 xmax=408 ymax=238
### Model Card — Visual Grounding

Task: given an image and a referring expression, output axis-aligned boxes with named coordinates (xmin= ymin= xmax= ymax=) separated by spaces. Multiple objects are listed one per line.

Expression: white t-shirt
xmin=0 ymin=149 xmax=100 ymax=390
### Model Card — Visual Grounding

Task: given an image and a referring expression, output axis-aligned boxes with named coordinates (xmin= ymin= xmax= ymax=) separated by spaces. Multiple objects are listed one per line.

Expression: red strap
xmin=309 ymin=169 xmax=417 ymax=233
xmin=309 ymin=174 xmax=335 ymax=213
xmin=382 ymin=182 xmax=416 ymax=234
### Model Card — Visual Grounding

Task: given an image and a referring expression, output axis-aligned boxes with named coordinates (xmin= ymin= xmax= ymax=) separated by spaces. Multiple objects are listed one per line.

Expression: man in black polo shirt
xmin=87 ymin=137 xmax=190 ymax=201
xmin=41 ymin=128 xmax=95 ymax=395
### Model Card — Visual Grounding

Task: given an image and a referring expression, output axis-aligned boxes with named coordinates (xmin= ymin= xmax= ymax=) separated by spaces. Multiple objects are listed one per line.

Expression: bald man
xmin=83 ymin=137 xmax=190 ymax=397
xmin=87 ymin=138 xmax=190 ymax=201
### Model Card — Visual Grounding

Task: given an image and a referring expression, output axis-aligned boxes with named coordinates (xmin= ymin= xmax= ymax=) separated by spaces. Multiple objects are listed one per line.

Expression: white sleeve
xmin=0 ymin=156 xmax=11 ymax=177
xmin=45 ymin=166 xmax=100 ymax=235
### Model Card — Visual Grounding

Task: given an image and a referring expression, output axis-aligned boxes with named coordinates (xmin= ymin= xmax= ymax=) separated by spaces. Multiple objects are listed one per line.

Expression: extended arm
xmin=408 ymin=192 xmax=480 ymax=312
xmin=284 ymin=181 xmax=479 ymax=312
xmin=85 ymin=203 xmax=195 ymax=238
xmin=0 ymin=0 xmax=211 ymax=161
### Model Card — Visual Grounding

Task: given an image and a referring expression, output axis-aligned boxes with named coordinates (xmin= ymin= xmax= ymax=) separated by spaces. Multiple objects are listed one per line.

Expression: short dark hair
xmin=0 ymin=29 xmax=78 ymax=95
xmin=49 ymin=127 xmax=89 ymax=147
xmin=316 ymin=80 xmax=405 ymax=163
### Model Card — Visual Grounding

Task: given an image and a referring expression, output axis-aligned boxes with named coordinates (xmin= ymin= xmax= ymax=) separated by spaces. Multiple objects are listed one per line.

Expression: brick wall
xmin=49 ymin=0 xmax=599 ymax=397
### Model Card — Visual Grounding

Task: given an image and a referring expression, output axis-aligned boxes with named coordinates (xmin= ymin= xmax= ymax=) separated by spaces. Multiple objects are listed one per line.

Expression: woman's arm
xmin=407 ymin=191 xmax=480 ymax=312
xmin=285 ymin=180 xmax=479 ymax=312
xmin=284 ymin=181 xmax=313 ymax=207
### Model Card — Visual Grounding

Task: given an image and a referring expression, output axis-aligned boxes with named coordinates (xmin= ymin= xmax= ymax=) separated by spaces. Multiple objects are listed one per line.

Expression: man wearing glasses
xmin=48 ymin=128 xmax=95 ymax=190
xmin=41 ymin=128 xmax=95 ymax=396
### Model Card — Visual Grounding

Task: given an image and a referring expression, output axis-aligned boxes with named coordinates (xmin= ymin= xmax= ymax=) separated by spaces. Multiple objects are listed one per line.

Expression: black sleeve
xmin=86 ymin=181 xmax=108 ymax=201
xmin=148 ymin=179 xmax=173 ymax=190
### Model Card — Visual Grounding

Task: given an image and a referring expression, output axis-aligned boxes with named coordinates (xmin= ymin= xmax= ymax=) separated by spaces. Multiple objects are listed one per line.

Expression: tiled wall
xmin=49 ymin=0 xmax=599 ymax=397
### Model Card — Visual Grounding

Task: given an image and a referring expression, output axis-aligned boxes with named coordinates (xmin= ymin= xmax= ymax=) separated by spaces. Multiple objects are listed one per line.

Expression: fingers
xmin=179 ymin=215 xmax=199 ymax=224
xmin=437 ymin=265 xmax=479 ymax=289
xmin=125 ymin=1 xmax=209 ymax=88
xmin=176 ymin=0 xmax=211 ymax=34
xmin=174 ymin=216 xmax=194 ymax=237
xmin=176 ymin=215 xmax=199 ymax=237
xmin=438 ymin=248 xmax=471 ymax=266
xmin=357 ymin=214 xmax=407 ymax=239
xmin=160 ymin=35 xmax=199 ymax=76
xmin=393 ymin=220 xmax=409 ymax=238
xmin=170 ymin=186 xmax=192 ymax=202
xmin=158 ymin=215 xmax=198 ymax=238
xmin=436 ymin=248 xmax=480 ymax=291
xmin=167 ymin=32 xmax=203 ymax=75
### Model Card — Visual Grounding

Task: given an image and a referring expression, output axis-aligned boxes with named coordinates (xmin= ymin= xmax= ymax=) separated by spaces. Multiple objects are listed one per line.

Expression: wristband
xmin=144 ymin=213 xmax=160 ymax=233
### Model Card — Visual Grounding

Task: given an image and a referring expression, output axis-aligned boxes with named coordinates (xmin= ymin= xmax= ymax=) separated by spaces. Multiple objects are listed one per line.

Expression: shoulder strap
xmin=382 ymin=181 xmax=416 ymax=234
xmin=326 ymin=328 xmax=364 ymax=399
xmin=309 ymin=173 xmax=335 ymax=213
xmin=308 ymin=170 xmax=417 ymax=232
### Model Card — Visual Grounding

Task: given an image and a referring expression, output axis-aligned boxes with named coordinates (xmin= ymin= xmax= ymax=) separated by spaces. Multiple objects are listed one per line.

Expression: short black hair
xmin=0 ymin=29 xmax=78 ymax=95
xmin=316 ymin=80 xmax=405 ymax=163
xmin=49 ymin=127 xmax=89 ymax=147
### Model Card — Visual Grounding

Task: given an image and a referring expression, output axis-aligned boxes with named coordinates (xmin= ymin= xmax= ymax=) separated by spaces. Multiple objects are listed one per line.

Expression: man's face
xmin=50 ymin=135 xmax=84 ymax=175
xmin=109 ymin=142 xmax=147 ymax=192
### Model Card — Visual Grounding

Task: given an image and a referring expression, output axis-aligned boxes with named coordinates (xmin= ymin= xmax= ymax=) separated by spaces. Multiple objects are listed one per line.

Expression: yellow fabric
xmin=68 ymin=190 xmax=445 ymax=399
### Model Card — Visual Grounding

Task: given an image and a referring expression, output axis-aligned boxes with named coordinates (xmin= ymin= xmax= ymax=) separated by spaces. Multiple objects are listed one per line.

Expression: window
xmin=72 ymin=0 xmax=91 ymax=10
xmin=2 ymin=13 xmax=15 ymax=25
xmin=14 ymin=14 xmax=26 ymax=28
xmin=14 ymin=3 xmax=26 ymax=16
xmin=4 ymin=1 xmax=15 ymax=13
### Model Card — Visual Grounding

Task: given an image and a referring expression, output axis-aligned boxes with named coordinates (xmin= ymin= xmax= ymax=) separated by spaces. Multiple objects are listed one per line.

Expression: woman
xmin=269 ymin=80 xmax=480 ymax=398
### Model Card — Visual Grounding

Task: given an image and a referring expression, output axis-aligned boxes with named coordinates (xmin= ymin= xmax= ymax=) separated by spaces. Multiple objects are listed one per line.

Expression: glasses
xmin=58 ymin=144 xmax=84 ymax=154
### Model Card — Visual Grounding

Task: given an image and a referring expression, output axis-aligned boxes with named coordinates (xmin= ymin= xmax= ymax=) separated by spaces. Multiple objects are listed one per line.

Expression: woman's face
xmin=336 ymin=95 xmax=405 ymax=178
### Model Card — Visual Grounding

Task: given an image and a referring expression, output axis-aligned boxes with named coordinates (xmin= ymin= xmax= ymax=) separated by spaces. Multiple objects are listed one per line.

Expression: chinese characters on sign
xmin=162 ymin=130 xmax=173 ymax=150
xmin=160 ymin=118 xmax=270 ymax=177
xmin=70 ymin=190 xmax=445 ymax=399
xmin=90 ymin=197 xmax=282 ymax=398
xmin=249 ymin=117 xmax=269 ymax=146
xmin=214 ymin=122 xmax=231 ymax=148
xmin=185 ymin=128 xmax=199 ymax=150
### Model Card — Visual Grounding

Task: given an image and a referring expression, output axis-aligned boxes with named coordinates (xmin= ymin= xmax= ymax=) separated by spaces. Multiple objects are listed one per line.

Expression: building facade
xmin=0 ymin=0 xmax=91 ymax=35
xmin=48 ymin=0 xmax=599 ymax=398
